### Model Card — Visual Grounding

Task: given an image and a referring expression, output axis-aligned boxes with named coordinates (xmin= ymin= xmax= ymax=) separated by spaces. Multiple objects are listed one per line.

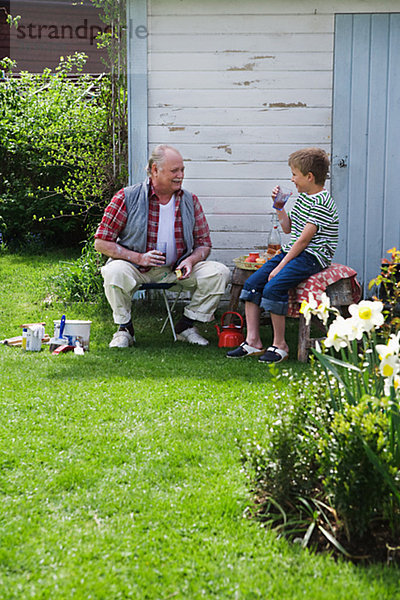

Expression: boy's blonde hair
xmin=288 ymin=147 xmax=330 ymax=186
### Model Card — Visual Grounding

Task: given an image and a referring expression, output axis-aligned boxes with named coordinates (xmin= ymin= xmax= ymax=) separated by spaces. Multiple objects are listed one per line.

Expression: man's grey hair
xmin=146 ymin=144 xmax=180 ymax=175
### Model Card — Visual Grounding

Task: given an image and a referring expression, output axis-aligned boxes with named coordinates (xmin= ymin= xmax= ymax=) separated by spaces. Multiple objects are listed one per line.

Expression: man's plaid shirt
xmin=95 ymin=181 xmax=212 ymax=261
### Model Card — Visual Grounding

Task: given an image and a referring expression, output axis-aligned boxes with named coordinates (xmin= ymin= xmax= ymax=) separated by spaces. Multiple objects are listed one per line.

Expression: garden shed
xmin=126 ymin=0 xmax=400 ymax=293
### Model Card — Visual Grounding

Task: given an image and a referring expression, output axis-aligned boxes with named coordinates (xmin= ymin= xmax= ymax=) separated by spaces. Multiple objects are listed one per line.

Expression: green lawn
xmin=0 ymin=251 xmax=399 ymax=599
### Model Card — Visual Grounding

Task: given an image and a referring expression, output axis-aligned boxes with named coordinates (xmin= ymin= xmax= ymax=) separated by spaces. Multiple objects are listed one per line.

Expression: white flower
xmin=324 ymin=316 xmax=350 ymax=351
xmin=348 ymin=300 xmax=384 ymax=333
xmin=299 ymin=292 xmax=318 ymax=325
xmin=315 ymin=292 xmax=331 ymax=326
xmin=342 ymin=316 xmax=365 ymax=342
xmin=376 ymin=332 xmax=400 ymax=360
xmin=379 ymin=354 xmax=399 ymax=379
xmin=384 ymin=374 xmax=400 ymax=397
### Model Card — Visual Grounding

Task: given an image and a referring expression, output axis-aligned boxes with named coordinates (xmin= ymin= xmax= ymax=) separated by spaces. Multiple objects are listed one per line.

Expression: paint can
xmin=53 ymin=320 xmax=92 ymax=350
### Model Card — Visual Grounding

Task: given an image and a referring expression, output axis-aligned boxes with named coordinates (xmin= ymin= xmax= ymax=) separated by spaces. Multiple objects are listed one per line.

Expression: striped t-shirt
xmin=282 ymin=189 xmax=339 ymax=268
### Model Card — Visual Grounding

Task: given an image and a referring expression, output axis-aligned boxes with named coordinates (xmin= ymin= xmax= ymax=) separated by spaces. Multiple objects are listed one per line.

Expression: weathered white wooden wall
xmin=140 ymin=0 xmax=400 ymax=264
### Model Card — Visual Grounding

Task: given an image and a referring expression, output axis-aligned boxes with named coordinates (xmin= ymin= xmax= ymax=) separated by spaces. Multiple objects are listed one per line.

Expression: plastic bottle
xmin=267 ymin=214 xmax=281 ymax=259
xmin=22 ymin=328 xmax=27 ymax=351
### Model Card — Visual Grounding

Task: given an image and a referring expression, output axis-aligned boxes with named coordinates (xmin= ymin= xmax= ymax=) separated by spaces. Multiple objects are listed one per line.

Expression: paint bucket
xmin=53 ymin=320 xmax=92 ymax=350
xmin=23 ymin=323 xmax=45 ymax=351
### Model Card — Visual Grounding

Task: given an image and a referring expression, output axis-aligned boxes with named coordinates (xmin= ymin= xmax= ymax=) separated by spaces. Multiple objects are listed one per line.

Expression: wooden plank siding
xmin=128 ymin=0 xmax=400 ymax=265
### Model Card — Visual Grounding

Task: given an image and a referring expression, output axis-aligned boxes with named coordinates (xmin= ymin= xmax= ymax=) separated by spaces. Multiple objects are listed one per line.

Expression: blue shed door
xmin=332 ymin=13 xmax=400 ymax=294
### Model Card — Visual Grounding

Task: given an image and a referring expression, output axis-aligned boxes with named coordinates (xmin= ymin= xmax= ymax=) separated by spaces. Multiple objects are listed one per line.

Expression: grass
xmin=0 ymin=250 xmax=400 ymax=599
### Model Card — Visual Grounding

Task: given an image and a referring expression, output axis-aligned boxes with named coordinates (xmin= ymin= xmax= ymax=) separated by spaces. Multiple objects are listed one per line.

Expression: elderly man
xmin=94 ymin=144 xmax=230 ymax=348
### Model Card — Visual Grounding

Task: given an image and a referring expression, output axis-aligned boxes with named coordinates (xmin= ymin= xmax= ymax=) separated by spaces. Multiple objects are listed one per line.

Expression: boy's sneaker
xmin=109 ymin=329 xmax=135 ymax=348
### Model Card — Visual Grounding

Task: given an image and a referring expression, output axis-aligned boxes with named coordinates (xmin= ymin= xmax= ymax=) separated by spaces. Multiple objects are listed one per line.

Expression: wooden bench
xmin=228 ymin=264 xmax=358 ymax=362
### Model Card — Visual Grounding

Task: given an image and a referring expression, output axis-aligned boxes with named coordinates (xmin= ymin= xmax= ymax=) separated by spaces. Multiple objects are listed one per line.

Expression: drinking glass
xmin=273 ymin=186 xmax=292 ymax=210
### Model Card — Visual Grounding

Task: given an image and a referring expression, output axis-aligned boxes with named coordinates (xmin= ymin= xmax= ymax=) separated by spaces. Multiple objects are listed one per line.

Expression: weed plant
xmin=51 ymin=237 xmax=106 ymax=302
xmin=1 ymin=251 xmax=400 ymax=599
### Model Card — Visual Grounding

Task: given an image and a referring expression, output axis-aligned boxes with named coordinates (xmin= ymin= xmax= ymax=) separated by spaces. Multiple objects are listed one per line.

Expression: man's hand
xmin=175 ymin=245 xmax=210 ymax=279
xmin=140 ymin=250 xmax=166 ymax=268
xmin=175 ymin=256 xmax=194 ymax=279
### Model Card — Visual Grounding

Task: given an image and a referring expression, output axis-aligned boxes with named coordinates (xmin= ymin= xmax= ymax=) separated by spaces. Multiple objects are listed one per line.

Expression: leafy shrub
xmin=240 ymin=371 xmax=328 ymax=505
xmin=318 ymin=397 xmax=399 ymax=538
xmin=0 ymin=54 xmax=118 ymax=247
xmin=370 ymin=247 xmax=400 ymax=338
xmin=51 ymin=236 xmax=106 ymax=302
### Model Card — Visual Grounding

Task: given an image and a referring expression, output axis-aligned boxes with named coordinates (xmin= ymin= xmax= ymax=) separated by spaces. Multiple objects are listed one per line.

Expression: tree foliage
xmin=0 ymin=0 xmax=128 ymax=249
xmin=0 ymin=53 xmax=115 ymax=246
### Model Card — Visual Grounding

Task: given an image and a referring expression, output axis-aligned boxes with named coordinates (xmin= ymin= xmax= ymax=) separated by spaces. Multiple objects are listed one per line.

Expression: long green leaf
xmin=302 ymin=521 xmax=316 ymax=548
xmin=317 ymin=525 xmax=352 ymax=557
xmin=319 ymin=354 xmax=362 ymax=373
xmin=312 ymin=349 xmax=356 ymax=405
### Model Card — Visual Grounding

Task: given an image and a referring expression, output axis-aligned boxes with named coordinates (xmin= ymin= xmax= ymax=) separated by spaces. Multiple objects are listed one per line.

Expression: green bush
xmin=240 ymin=370 xmax=400 ymax=556
xmin=51 ymin=236 xmax=106 ymax=302
xmin=239 ymin=371 xmax=328 ymax=506
xmin=0 ymin=54 xmax=115 ymax=247
xmin=318 ymin=397 xmax=400 ymax=538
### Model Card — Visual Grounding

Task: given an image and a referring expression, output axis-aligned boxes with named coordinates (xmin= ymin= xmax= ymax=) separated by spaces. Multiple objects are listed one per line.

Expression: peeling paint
xmin=268 ymin=102 xmax=307 ymax=108
xmin=253 ymin=55 xmax=275 ymax=60
xmin=227 ymin=63 xmax=255 ymax=72
xmin=168 ymin=126 xmax=185 ymax=131
xmin=234 ymin=80 xmax=259 ymax=87
xmin=221 ymin=50 xmax=243 ymax=53
xmin=194 ymin=131 xmax=200 ymax=135
xmin=216 ymin=144 xmax=232 ymax=155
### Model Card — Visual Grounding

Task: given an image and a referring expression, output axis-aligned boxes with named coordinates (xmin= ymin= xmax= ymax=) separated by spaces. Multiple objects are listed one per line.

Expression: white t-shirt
xmin=157 ymin=195 xmax=177 ymax=266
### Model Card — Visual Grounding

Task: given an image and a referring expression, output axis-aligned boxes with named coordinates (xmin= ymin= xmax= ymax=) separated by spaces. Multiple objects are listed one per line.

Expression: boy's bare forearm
xmin=276 ymin=209 xmax=291 ymax=233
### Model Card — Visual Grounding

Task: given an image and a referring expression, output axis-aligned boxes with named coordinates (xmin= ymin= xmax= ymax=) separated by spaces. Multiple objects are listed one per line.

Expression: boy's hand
xmin=268 ymin=264 xmax=284 ymax=280
xmin=271 ymin=185 xmax=280 ymax=200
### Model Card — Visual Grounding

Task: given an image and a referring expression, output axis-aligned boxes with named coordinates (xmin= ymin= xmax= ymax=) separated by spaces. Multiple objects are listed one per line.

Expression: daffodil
xmin=315 ymin=292 xmax=331 ymax=326
xmin=343 ymin=316 xmax=365 ymax=341
xmin=379 ymin=354 xmax=399 ymax=379
xmin=324 ymin=316 xmax=350 ymax=351
xmin=348 ymin=300 xmax=384 ymax=333
xmin=299 ymin=292 xmax=318 ymax=325
xmin=384 ymin=374 xmax=400 ymax=397
xmin=376 ymin=332 xmax=400 ymax=361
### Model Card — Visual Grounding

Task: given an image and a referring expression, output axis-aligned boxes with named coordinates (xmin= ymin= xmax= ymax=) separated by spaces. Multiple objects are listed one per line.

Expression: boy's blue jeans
xmin=240 ymin=251 xmax=322 ymax=315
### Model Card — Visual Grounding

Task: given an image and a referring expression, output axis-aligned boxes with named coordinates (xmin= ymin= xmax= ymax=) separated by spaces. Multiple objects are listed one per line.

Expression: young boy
xmin=227 ymin=147 xmax=339 ymax=363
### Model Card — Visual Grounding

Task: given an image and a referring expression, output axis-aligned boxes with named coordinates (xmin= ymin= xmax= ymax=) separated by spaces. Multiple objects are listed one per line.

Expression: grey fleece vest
xmin=117 ymin=181 xmax=195 ymax=266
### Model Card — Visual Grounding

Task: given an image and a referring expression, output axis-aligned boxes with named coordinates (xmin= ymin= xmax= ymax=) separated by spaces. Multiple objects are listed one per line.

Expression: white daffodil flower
xmin=384 ymin=374 xmax=400 ymax=397
xmin=316 ymin=292 xmax=331 ymax=326
xmin=324 ymin=315 xmax=350 ymax=351
xmin=348 ymin=300 xmax=384 ymax=333
xmin=379 ymin=354 xmax=399 ymax=379
xmin=342 ymin=316 xmax=364 ymax=342
xmin=376 ymin=332 xmax=400 ymax=361
xmin=299 ymin=292 xmax=318 ymax=326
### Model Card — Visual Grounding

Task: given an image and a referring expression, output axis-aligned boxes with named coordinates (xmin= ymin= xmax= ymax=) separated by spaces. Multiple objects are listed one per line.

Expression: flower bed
xmin=240 ymin=251 xmax=400 ymax=563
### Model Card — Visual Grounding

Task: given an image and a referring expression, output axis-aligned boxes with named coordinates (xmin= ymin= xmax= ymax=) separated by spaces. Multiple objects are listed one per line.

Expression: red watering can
xmin=215 ymin=311 xmax=245 ymax=348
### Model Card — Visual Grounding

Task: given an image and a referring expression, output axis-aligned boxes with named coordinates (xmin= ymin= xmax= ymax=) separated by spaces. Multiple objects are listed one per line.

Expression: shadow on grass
xmin=37 ymin=317 xmax=311 ymax=385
